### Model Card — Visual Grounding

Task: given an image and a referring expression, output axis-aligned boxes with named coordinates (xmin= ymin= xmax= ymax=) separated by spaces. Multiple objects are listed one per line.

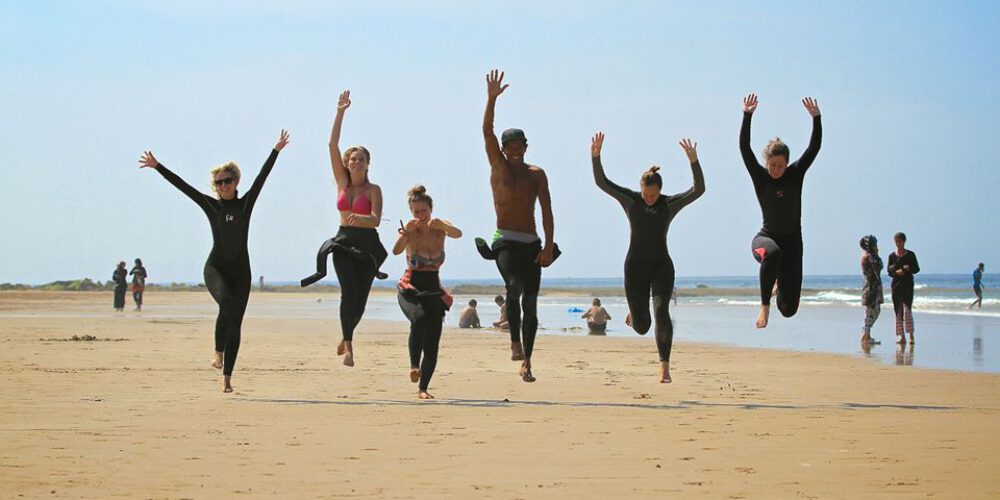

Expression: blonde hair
xmin=407 ymin=184 xmax=433 ymax=208
xmin=763 ymin=137 xmax=789 ymax=161
xmin=641 ymin=165 xmax=662 ymax=188
xmin=342 ymin=146 xmax=371 ymax=186
xmin=209 ymin=161 xmax=241 ymax=197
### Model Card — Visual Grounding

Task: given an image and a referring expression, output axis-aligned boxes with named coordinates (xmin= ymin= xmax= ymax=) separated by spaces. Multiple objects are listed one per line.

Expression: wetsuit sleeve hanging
xmin=592 ymin=156 xmax=635 ymax=211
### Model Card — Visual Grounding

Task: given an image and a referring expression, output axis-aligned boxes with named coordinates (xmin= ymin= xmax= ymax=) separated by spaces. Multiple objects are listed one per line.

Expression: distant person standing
xmin=887 ymin=232 xmax=920 ymax=344
xmin=970 ymin=263 xmax=985 ymax=309
xmin=112 ymin=261 xmax=128 ymax=311
xmin=581 ymin=298 xmax=612 ymax=334
xmin=129 ymin=258 xmax=147 ymax=311
xmin=459 ymin=299 xmax=482 ymax=329
xmin=858 ymin=236 xmax=883 ymax=345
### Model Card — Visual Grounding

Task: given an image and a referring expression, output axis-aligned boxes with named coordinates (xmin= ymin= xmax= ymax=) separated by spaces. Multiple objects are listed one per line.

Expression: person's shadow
xmin=895 ymin=343 xmax=915 ymax=366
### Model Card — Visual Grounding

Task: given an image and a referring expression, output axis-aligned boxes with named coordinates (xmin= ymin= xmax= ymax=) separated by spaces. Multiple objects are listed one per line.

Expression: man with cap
xmin=479 ymin=69 xmax=558 ymax=383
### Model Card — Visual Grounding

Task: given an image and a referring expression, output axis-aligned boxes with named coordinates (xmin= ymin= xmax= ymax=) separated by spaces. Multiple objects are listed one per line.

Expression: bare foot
xmin=659 ymin=361 xmax=672 ymax=384
xmin=897 ymin=335 xmax=906 ymax=345
xmin=410 ymin=368 xmax=421 ymax=383
xmin=519 ymin=361 xmax=536 ymax=383
xmin=625 ymin=312 xmax=632 ymax=327
xmin=337 ymin=340 xmax=347 ymax=356
xmin=343 ymin=351 xmax=355 ymax=367
xmin=418 ymin=390 xmax=434 ymax=399
xmin=511 ymin=342 xmax=525 ymax=361
xmin=211 ymin=351 xmax=223 ymax=370
xmin=223 ymin=376 xmax=233 ymax=393
xmin=909 ymin=336 xmax=915 ymax=345
xmin=755 ymin=305 xmax=770 ymax=329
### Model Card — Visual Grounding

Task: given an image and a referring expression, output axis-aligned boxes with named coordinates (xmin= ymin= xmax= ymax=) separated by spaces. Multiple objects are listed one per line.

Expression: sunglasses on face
xmin=214 ymin=177 xmax=235 ymax=187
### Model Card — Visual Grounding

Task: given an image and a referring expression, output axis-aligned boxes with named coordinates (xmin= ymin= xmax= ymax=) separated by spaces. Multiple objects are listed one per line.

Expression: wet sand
xmin=1 ymin=291 xmax=998 ymax=498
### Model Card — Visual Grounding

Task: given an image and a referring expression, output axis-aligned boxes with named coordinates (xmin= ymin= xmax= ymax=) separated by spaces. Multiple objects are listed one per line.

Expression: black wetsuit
xmin=887 ymin=249 xmax=920 ymax=318
xmin=592 ymin=156 xmax=705 ymax=362
xmin=112 ymin=267 xmax=128 ymax=310
xmin=155 ymin=149 xmax=278 ymax=376
xmin=398 ymin=270 xmax=450 ymax=391
xmin=741 ymin=111 xmax=822 ymax=317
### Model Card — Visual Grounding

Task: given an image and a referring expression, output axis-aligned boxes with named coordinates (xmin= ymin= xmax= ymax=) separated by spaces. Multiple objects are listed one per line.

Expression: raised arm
xmin=666 ymin=138 xmax=706 ymax=212
xmin=243 ymin=129 xmax=289 ymax=212
xmin=140 ymin=151 xmax=214 ymax=214
xmin=590 ymin=132 xmax=635 ymax=211
xmin=534 ymin=168 xmax=556 ymax=267
xmin=483 ymin=69 xmax=508 ymax=168
xmin=329 ymin=91 xmax=351 ymax=188
xmin=795 ymin=97 xmax=823 ymax=172
xmin=740 ymin=93 xmax=764 ymax=174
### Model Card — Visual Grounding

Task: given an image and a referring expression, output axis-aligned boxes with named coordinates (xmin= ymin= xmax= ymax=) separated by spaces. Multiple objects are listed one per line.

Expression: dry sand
xmin=1 ymin=291 xmax=998 ymax=499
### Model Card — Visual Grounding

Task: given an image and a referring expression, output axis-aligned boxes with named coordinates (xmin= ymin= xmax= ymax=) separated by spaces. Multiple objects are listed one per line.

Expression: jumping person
xmin=112 ymin=261 xmax=128 ymax=312
xmin=740 ymin=93 xmax=822 ymax=328
xmin=300 ymin=90 xmax=388 ymax=368
xmin=477 ymin=69 xmax=559 ymax=383
xmin=139 ymin=129 xmax=289 ymax=393
xmin=591 ymin=132 xmax=705 ymax=382
xmin=970 ymin=263 xmax=985 ymax=309
xmin=887 ymin=232 xmax=920 ymax=344
xmin=130 ymin=258 xmax=147 ymax=311
xmin=859 ymin=235 xmax=883 ymax=345
xmin=392 ymin=185 xmax=462 ymax=399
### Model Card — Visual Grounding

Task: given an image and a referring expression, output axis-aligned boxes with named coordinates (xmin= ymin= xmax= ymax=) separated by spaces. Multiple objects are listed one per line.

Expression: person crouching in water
xmin=393 ymin=185 xmax=463 ymax=399
xmin=581 ymin=298 xmax=612 ymax=335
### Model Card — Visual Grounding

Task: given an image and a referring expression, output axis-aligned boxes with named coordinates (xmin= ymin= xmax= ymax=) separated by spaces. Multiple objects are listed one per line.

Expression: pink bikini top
xmin=337 ymin=186 xmax=373 ymax=215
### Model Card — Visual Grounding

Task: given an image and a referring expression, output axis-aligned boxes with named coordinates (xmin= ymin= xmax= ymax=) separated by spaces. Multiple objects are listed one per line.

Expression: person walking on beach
xmin=970 ymin=263 xmax=985 ymax=309
xmin=740 ymin=93 xmax=822 ymax=329
xmin=139 ymin=129 xmax=289 ymax=393
xmin=493 ymin=294 xmax=509 ymax=330
xmin=112 ymin=261 xmax=128 ymax=312
xmin=476 ymin=69 xmax=558 ymax=383
xmin=392 ymin=185 xmax=462 ymax=399
xmin=581 ymin=298 xmax=612 ymax=335
xmin=130 ymin=258 xmax=147 ymax=311
xmin=859 ymin=235 xmax=883 ymax=345
xmin=459 ymin=299 xmax=482 ymax=329
xmin=887 ymin=232 xmax=920 ymax=344
xmin=300 ymin=91 xmax=388 ymax=368
xmin=591 ymin=132 xmax=705 ymax=383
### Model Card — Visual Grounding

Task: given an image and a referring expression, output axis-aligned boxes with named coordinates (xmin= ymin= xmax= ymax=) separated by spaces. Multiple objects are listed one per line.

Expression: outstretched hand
xmin=802 ymin=96 xmax=820 ymax=117
xmin=338 ymin=90 xmax=351 ymax=112
xmin=591 ymin=132 xmax=605 ymax=158
xmin=486 ymin=69 xmax=509 ymax=99
xmin=274 ymin=129 xmax=290 ymax=151
xmin=139 ymin=151 xmax=159 ymax=169
xmin=679 ymin=138 xmax=698 ymax=163
xmin=743 ymin=93 xmax=759 ymax=114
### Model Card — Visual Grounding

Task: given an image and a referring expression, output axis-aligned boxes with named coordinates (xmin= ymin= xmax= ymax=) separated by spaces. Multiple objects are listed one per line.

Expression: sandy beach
xmin=1 ymin=291 xmax=998 ymax=499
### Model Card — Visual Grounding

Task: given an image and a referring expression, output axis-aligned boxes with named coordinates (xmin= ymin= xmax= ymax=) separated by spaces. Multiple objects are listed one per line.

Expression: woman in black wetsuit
xmin=887 ymin=232 xmax=920 ymax=345
xmin=392 ymin=185 xmax=462 ymax=399
xmin=591 ymin=132 xmax=705 ymax=383
xmin=740 ymin=93 xmax=822 ymax=329
xmin=139 ymin=129 xmax=289 ymax=393
xmin=299 ymin=90 xmax=388 ymax=368
xmin=112 ymin=261 xmax=128 ymax=311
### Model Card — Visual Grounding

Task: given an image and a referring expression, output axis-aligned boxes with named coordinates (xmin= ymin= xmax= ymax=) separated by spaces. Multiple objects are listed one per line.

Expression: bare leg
xmin=510 ymin=341 xmax=525 ymax=361
xmin=223 ymin=375 xmax=233 ymax=393
xmin=756 ymin=304 xmax=770 ymax=329
xmin=519 ymin=359 xmax=536 ymax=382
xmin=337 ymin=339 xmax=347 ymax=356
xmin=418 ymin=390 xmax=434 ymax=399
xmin=211 ymin=351 xmax=223 ymax=370
xmin=343 ymin=340 xmax=354 ymax=367
xmin=659 ymin=361 xmax=671 ymax=383
xmin=410 ymin=368 xmax=421 ymax=383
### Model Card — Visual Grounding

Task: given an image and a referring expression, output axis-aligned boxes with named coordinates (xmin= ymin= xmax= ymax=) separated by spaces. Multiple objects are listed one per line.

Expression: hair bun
xmin=408 ymin=184 xmax=427 ymax=197
xmin=647 ymin=165 xmax=660 ymax=174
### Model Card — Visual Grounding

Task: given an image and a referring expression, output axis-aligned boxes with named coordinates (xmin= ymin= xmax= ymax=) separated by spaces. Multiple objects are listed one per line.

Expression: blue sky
xmin=1 ymin=0 xmax=997 ymax=284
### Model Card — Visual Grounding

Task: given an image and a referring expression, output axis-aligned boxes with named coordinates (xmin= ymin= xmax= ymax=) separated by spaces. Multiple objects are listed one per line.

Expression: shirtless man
xmin=479 ymin=69 xmax=557 ymax=383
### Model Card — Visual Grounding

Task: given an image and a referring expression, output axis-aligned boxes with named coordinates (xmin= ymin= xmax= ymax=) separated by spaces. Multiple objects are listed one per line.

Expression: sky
xmin=1 ymin=0 xmax=998 ymax=284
